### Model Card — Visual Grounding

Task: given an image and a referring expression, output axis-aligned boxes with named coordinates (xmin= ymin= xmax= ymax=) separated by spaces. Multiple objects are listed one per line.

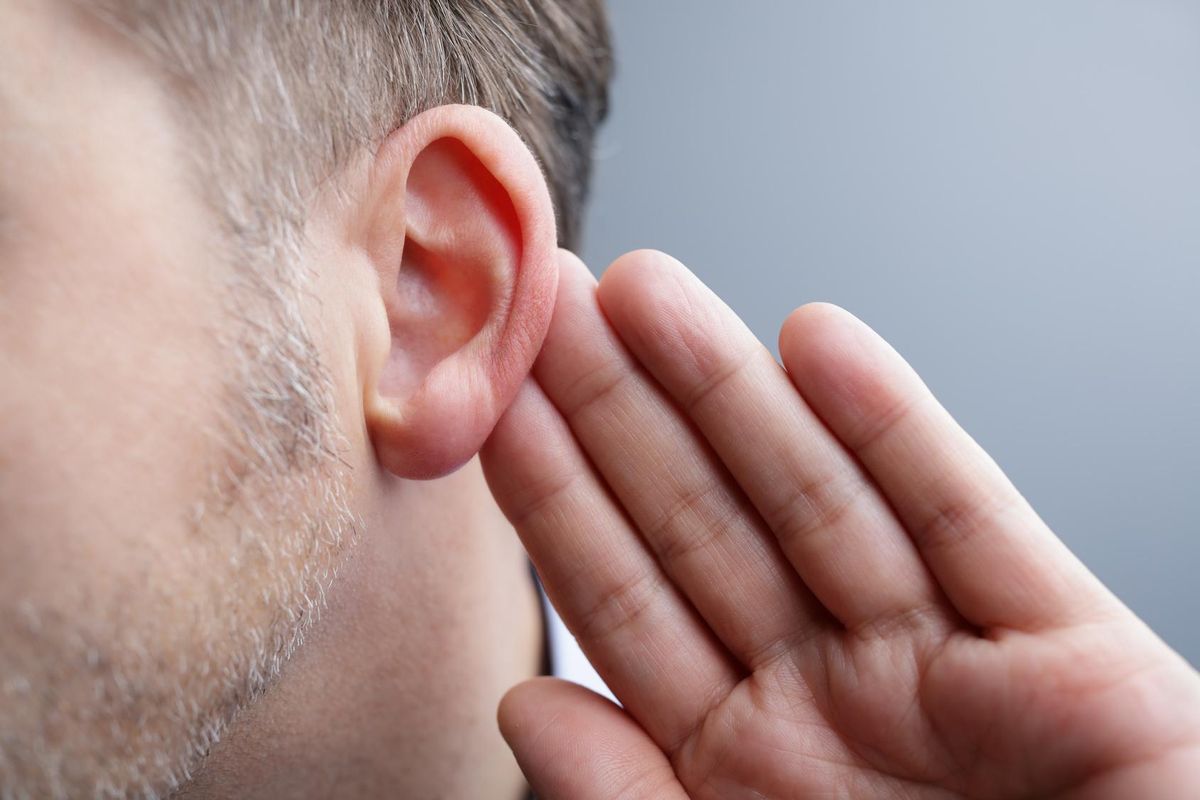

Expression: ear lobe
xmin=362 ymin=105 xmax=558 ymax=480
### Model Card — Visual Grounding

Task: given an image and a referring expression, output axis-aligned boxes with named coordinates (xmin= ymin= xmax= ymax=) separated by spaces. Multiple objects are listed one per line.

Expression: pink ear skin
xmin=361 ymin=105 xmax=559 ymax=480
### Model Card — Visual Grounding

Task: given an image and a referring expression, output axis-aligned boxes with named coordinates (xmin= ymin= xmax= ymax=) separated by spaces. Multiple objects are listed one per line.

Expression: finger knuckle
xmin=768 ymin=468 xmax=868 ymax=554
xmin=913 ymin=488 xmax=1018 ymax=557
xmin=648 ymin=477 xmax=744 ymax=564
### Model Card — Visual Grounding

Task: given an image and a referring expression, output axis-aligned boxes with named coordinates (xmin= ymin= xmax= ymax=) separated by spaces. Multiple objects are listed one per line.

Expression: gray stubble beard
xmin=0 ymin=258 xmax=361 ymax=800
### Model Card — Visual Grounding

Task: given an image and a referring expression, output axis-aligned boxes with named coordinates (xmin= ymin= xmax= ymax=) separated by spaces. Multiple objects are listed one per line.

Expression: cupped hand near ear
xmin=481 ymin=249 xmax=1200 ymax=799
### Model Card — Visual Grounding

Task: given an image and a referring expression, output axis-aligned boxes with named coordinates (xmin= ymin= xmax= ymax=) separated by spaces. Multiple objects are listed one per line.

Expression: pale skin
xmin=483 ymin=250 xmax=1200 ymax=799
xmin=2 ymin=3 xmax=548 ymax=796
xmin=4 ymin=1 xmax=1200 ymax=797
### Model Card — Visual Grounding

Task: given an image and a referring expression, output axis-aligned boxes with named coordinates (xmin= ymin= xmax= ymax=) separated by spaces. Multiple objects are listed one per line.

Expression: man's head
xmin=0 ymin=1 xmax=610 ymax=796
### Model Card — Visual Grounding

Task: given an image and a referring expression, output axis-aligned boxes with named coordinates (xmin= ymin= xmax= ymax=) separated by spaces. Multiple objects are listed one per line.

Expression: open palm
xmin=482 ymin=250 xmax=1200 ymax=799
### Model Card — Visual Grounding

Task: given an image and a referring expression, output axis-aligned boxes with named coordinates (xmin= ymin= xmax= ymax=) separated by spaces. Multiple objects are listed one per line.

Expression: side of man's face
xmin=0 ymin=2 xmax=361 ymax=793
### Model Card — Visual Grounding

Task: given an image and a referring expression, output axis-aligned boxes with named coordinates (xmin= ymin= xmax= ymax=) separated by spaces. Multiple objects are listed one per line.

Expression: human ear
xmin=359 ymin=105 xmax=558 ymax=479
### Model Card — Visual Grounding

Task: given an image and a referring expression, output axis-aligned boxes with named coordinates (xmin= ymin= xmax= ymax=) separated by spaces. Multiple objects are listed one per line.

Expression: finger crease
xmin=849 ymin=389 xmax=922 ymax=456
xmin=681 ymin=347 xmax=756 ymax=416
xmin=768 ymin=469 xmax=869 ymax=557
xmin=558 ymin=362 xmax=631 ymax=420
xmin=911 ymin=488 xmax=1022 ymax=559
xmin=508 ymin=470 xmax=585 ymax=530
xmin=647 ymin=478 xmax=744 ymax=564
xmin=574 ymin=567 xmax=669 ymax=645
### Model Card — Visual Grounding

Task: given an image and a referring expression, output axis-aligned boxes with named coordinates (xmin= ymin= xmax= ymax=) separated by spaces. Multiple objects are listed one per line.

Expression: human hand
xmin=481 ymin=250 xmax=1200 ymax=799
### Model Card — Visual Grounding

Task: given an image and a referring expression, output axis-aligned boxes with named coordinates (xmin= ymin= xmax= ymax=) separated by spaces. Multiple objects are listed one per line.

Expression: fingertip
xmin=597 ymin=249 xmax=742 ymax=387
xmin=778 ymin=303 xmax=923 ymax=457
xmin=498 ymin=677 xmax=630 ymax=752
xmin=781 ymin=300 xmax=851 ymax=329
xmin=544 ymin=249 xmax=600 ymax=344
xmin=780 ymin=301 xmax=891 ymax=379
xmin=596 ymin=248 xmax=684 ymax=309
xmin=496 ymin=676 xmax=553 ymax=745
xmin=496 ymin=679 xmax=615 ymax=781
xmin=555 ymin=247 xmax=598 ymax=290
xmin=780 ymin=302 xmax=862 ymax=393
xmin=497 ymin=678 xmax=686 ymax=800
xmin=602 ymin=248 xmax=679 ymax=281
xmin=778 ymin=302 xmax=861 ymax=362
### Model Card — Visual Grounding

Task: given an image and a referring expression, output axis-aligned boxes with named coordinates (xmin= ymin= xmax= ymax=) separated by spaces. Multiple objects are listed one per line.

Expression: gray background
xmin=582 ymin=1 xmax=1200 ymax=665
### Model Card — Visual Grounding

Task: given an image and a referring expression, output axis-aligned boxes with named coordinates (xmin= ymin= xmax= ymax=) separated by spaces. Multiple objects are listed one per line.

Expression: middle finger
xmin=536 ymin=252 xmax=826 ymax=670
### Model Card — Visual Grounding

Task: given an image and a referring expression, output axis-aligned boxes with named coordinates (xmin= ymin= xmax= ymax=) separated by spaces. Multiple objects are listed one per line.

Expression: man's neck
xmin=177 ymin=458 xmax=543 ymax=799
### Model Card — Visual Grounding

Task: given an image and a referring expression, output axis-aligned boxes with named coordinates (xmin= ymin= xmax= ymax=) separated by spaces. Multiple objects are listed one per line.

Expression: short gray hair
xmin=94 ymin=0 xmax=613 ymax=259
